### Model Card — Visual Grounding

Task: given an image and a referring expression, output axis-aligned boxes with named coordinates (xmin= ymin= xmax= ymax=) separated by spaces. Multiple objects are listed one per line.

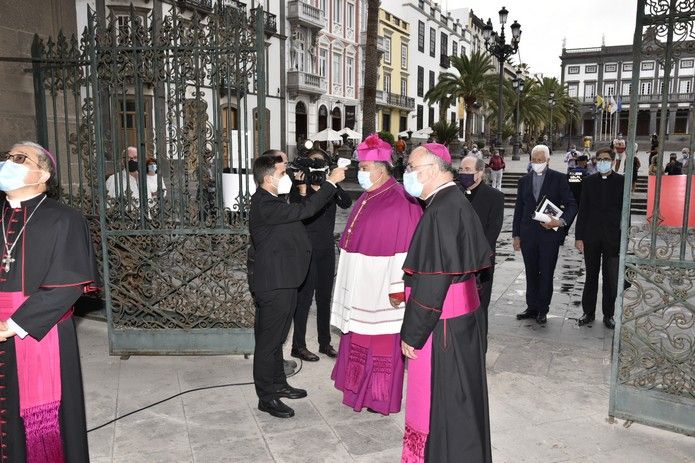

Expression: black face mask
xmin=128 ymin=160 xmax=138 ymax=173
xmin=458 ymin=173 xmax=476 ymax=189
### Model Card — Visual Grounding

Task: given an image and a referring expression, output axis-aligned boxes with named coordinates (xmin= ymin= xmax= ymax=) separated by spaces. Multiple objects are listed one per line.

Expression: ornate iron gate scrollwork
xmin=611 ymin=0 xmax=695 ymax=435
xmin=33 ymin=3 xmax=266 ymax=354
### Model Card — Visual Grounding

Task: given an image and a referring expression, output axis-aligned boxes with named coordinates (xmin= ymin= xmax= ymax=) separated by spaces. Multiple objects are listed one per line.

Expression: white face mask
xmin=273 ymin=174 xmax=292 ymax=195
xmin=531 ymin=162 xmax=547 ymax=175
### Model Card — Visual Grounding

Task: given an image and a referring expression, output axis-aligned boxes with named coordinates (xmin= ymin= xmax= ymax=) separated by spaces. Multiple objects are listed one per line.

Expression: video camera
xmin=287 ymin=156 xmax=335 ymax=185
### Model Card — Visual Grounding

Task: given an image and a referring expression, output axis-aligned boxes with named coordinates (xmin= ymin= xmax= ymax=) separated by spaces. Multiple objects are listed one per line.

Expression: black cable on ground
xmin=87 ymin=358 xmax=304 ymax=433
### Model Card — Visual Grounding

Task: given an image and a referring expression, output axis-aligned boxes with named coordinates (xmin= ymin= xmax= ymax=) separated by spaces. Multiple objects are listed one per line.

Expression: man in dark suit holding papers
xmin=512 ymin=145 xmax=578 ymax=324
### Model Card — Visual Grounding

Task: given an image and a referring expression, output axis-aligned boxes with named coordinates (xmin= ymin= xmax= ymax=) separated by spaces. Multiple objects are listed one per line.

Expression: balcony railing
xmin=360 ymin=87 xmax=387 ymax=105
xmin=250 ymin=8 xmax=277 ymax=35
xmin=288 ymin=70 xmax=326 ymax=99
xmin=220 ymin=0 xmax=245 ymax=11
xmin=359 ymin=31 xmax=387 ymax=53
xmin=440 ymin=54 xmax=450 ymax=69
xmin=177 ymin=0 xmax=213 ymax=12
xmin=288 ymin=0 xmax=326 ymax=30
xmin=386 ymin=92 xmax=415 ymax=110
xmin=578 ymin=92 xmax=694 ymax=105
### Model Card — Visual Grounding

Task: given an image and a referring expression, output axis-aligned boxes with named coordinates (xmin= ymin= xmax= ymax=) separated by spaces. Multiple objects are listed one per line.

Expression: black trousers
xmin=520 ymin=235 xmax=561 ymax=315
xmin=253 ymin=288 xmax=296 ymax=401
xmin=581 ymin=240 xmax=619 ymax=319
xmin=293 ymin=247 xmax=335 ymax=349
xmin=477 ymin=264 xmax=495 ymax=351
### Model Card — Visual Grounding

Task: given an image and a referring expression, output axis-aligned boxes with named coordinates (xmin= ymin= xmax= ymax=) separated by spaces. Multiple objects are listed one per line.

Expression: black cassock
xmin=400 ymin=184 xmax=492 ymax=463
xmin=0 ymin=194 xmax=98 ymax=463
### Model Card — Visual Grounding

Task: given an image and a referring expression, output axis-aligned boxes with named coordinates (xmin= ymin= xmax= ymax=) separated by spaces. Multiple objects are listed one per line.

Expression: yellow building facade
xmin=375 ymin=8 xmax=415 ymax=138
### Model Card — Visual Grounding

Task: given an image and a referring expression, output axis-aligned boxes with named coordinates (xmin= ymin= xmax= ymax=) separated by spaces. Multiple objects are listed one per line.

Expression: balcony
xmin=250 ymin=8 xmax=277 ymax=36
xmin=177 ymin=0 xmax=213 ymax=13
xmin=359 ymin=31 xmax=387 ymax=54
xmin=385 ymin=92 xmax=415 ymax=111
xmin=440 ymin=54 xmax=450 ymax=69
xmin=360 ymin=87 xmax=387 ymax=105
xmin=578 ymin=92 xmax=694 ymax=105
xmin=288 ymin=0 xmax=326 ymax=31
xmin=220 ymin=0 xmax=246 ymax=11
xmin=288 ymin=70 xmax=326 ymax=100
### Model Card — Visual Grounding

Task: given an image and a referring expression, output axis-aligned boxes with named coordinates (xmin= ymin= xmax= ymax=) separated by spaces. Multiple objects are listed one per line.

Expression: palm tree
xmin=424 ymin=51 xmax=496 ymax=146
xmin=431 ymin=121 xmax=459 ymax=146
xmin=361 ymin=0 xmax=380 ymax=137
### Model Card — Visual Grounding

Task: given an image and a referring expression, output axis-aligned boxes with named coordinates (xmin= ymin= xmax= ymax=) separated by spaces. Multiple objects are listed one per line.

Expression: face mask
xmin=274 ymin=174 xmax=292 ymax=195
xmin=458 ymin=173 xmax=476 ymax=189
xmin=128 ymin=160 xmax=139 ymax=173
xmin=0 ymin=161 xmax=39 ymax=192
xmin=531 ymin=162 xmax=547 ymax=175
xmin=357 ymin=170 xmax=373 ymax=190
xmin=597 ymin=160 xmax=612 ymax=174
xmin=148 ymin=164 xmax=157 ymax=174
xmin=403 ymin=171 xmax=424 ymax=198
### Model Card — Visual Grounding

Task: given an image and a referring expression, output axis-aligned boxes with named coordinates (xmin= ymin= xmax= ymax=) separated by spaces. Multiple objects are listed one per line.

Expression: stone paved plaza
xmin=81 ymin=155 xmax=694 ymax=462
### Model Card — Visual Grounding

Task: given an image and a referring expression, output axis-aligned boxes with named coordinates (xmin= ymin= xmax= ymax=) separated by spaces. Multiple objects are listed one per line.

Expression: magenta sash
xmin=0 ymin=291 xmax=65 ymax=463
xmin=401 ymin=279 xmax=480 ymax=463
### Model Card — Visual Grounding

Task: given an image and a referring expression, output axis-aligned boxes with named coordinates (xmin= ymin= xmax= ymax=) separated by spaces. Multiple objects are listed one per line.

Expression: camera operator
xmin=249 ymin=152 xmax=346 ymax=419
xmin=289 ymin=150 xmax=352 ymax=362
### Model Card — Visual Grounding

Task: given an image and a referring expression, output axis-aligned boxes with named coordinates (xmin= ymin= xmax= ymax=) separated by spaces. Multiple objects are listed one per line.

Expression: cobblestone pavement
xmin=81 ymin=202 xmax=694 ymax=462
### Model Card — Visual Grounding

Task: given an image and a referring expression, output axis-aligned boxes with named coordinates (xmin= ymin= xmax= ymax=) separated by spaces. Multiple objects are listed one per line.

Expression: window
xmin=679 ymin=78 xmax=692 ymax=94
xmin=567 ymin=65 xmax=580 ymax=75
xmin=440 ymin=32 xmax=448 ymax=57
xmin=417 ymin=66 xmax=424 ymax=97
xmin=451 ymin=40 xmax=457 ymax=57
xmin=346 ymin=2 xmax=354 ymax=29
xmin=401 ymin=43 xmax=408 ymax=69
xmin=451 ymin=112 xmax=456 ymax=125
xmin=428 ymin=106 xmax=435 ymax=127
xmin=585 ymin=64 xmax=598 ymax=73
xmin=418 ymin=0 xmax=425 ymax=9
xmin=401 ymin=77 xmax=408 ymax=96
xmin=567 ymin=83 xmax=578 ymax=98
xmin=604 ymin=63 xmax=618 ymax=73
xmin=418 ymin=21 xmax=425 ymax=52
xmin=346 ymin=56 xmax=354 ymax=87
xmin=384 ymin=73 xmax=391 ymax=94
xmin=400 ymin=115 xmax=408 ymax=132
xmin=461 ymin=44 xmax=466 ymax=56
xmin=114 ymin=12 xmax=146 ymax=42
xmin=384 ymin=36 xmax=392 ymax=64
xmin=623 ymin=62 xmax=633 ymax=72
xmin=333 ymin=0 xmax=342 ymax=23
xmin=621 ymin=82 xmax=632 ymax=95
xmin=382 ymin=112 xmax=391 ymax=132
xmin=319 ymin=49 xmax=327 ymax=78
xmin=584 ymin=82 xmax=595 ymax=98
xmin=118 ymin=97 xmax=152 ymax=147
xmin=332 ymin=52 xmax=342 ymax=85
xmin=639 ymin=80 xmax=652 ymax=95
xmin=604 ymin=82 xmax=615 ymax=96
xmin=417 ymin=104 xmax=423 ymax=130
xmin=641 ymin=61 xmax=655 ymax=71
xmin=429 ymin=70 xmax=435 ymax=91
xmin=681 ymin=59 xmax=694 ymax=69
xmin=658 ymin=80 xmax=673 ymax=94
xmin=429 ymin=28 xmax=436 ymax=57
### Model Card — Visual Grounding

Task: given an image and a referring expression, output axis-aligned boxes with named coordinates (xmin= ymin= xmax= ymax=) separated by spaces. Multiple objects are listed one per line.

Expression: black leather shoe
xmin=578 ymin=314 xmax=595 ymax=326
xmin=258 ymin=399 xmax=294 ymax=418
xmin=536 ymin=313 xmax=547 ymax=324
xmin=319 ymin=345 xmax=338 ymax=358
xmin=516 ymin=309 xmax=538 ymax=320
xmin=603 ymin=317 xmax=615 ymax=329
xmin=291 ymin=347 xmax=319 ymax=362
xmin=276 ymin=384 xmax=307 ymax=400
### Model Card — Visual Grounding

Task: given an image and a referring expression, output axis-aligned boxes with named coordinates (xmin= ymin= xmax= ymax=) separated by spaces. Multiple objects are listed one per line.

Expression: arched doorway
xmin=318 ymin=105 xmax=328 ymax=132
xmin=295 ymin=101 xmax=308 ymax=144
xmin=331 ymin=107 xmax=342 ymax=131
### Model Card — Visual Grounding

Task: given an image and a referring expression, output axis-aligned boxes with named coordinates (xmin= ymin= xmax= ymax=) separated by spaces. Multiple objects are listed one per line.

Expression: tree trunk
xmin=362 ymin=0 xmax=380 ymax=137
xmin=464 ymin=103 xmax=473 ymax=148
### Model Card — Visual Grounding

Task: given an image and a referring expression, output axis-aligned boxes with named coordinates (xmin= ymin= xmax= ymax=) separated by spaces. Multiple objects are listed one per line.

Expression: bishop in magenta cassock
xmin=400 ymin=144 xmax=493 ymax=463
xmin=0 ymin=141 xmax=98 ymax=463
xmin=330 ymin=134 xmax=422 ymax=415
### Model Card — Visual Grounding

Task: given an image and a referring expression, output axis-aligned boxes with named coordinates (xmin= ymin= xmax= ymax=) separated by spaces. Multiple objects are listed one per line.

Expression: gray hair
xmin=531 ymin=144 xmax=550 ymax=161
xmin=11 ymin=141 xmax=54 ymax=172
xmin=463 ymin=155 xmax=485 ymax=172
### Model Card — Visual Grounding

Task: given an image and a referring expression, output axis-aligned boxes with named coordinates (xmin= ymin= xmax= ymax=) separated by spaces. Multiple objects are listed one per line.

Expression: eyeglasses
xmin=405 ymin=163 xmax=434 ymax=173
xmin=3 ymin=152 xmax=40 ymax=166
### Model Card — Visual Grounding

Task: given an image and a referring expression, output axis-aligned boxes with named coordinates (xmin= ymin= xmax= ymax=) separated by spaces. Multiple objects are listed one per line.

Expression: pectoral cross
xmin=2 ymin=255 xmax=15 ymax=273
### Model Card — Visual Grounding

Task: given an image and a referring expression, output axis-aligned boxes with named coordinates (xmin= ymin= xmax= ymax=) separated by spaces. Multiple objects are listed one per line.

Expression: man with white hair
xmin=512 ymin=144 xmax=577 ymax=325
xmin=105 ymin=146 xmax=140 ymax=207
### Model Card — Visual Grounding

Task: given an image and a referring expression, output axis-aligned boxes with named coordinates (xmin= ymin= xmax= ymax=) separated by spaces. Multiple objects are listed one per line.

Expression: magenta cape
xmin=339 ymin=177 xmax=422 ymax=256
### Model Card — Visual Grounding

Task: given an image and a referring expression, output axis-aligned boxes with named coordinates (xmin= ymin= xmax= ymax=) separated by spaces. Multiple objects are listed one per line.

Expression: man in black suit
xmin=457 ymin=155 xmax=504 ymax=342
xmin=249 ymin=154 xmax=345 ymax=418
xmin=513 ymin=145 xmax=578 ymax=324
xmin=575 ymin=148 xmax=624 ymax=329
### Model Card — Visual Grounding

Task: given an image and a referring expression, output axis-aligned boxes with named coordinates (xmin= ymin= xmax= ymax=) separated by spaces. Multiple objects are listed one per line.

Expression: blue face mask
xmin=148 ymin=164 xmax=157 ymax=174
xmin=0 ymin=161 xmax=35 ymax=192
xmin=357 ymin=170 xmax=373 ymax=190
xmin=597 ymin=160 xmax=612 ymax=174
xmin=403 ymin=171 xmax=424 ymax=198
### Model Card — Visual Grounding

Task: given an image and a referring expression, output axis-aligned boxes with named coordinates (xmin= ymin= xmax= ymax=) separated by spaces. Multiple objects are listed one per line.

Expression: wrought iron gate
xmin=611 ymin=0 xmax=694 ymax=435
xmin=32 ymin=3 xmax=269 ymax=354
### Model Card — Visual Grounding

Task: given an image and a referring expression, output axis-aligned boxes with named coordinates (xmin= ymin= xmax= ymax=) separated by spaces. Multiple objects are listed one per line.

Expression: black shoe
xmin=319 ymin=345 xmax=338 ymax=358
xmin=516 ymin=309 xmax=538 ymax=320
xmin=291 ymin=347 xmax=319 ymax=362
xmin=258 ymin=399 xmax=295 ymax=418
xmin=536 ymin=313 xmax=547 ymax=324
xmin=603 ymin=317 xmax=615 ymax=329
xmin=276 ymin=384 xmax=308 ymax=400
xmin=578 ymin=314 xmax=595 ymax=326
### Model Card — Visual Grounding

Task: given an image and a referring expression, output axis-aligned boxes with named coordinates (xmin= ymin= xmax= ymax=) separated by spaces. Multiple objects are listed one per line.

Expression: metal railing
xmin=177 ymin=0 xmax=213 ymax=12
xmin=250 ymin=7 xmax=277 ymax=35
xmin=288 ymin=0 xmax=326 ymax=29
xmin=386 ymin=92 xmax=415 ymax=110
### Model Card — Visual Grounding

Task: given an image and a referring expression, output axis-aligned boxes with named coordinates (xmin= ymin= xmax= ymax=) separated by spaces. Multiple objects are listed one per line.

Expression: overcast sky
xmin=444 ymin=0 xmax=638 ymax=78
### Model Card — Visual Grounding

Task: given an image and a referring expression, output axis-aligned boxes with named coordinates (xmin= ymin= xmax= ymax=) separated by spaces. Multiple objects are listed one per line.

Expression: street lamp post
xmin=548 ymin=91 xmax=556 ymax=152
xmin=483 ymin=7 xmax=521 ymax=155
xmin=511 ymin=70 xmax=524 ymax=160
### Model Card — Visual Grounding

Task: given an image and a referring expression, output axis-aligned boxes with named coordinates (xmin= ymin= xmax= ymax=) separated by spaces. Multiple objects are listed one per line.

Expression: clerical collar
xmin=7 ymin=192 xmax=44 ymax=209
xmin=424 ymin=181 xmax=456 ymax=201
